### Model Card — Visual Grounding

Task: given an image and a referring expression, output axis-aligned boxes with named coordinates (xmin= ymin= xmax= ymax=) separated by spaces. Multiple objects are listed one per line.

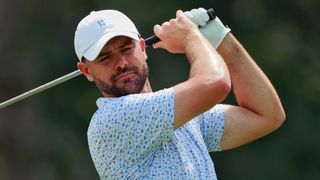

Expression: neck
xmin=141 ymin=78 xmax=153 ymax=93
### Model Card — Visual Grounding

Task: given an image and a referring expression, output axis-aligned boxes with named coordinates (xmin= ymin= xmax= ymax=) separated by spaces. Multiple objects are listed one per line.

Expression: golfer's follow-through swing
xmin=1 ymin=7 xmax=285 ymax=179
xmin=74 ymin=7 xmax=285 ymax=179
xmin=0 ymin=9 xmax=216 ymax=110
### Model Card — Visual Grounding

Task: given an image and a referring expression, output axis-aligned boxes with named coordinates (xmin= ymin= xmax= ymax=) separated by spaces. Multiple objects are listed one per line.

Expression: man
xmin=74 ymin=8 xmax=285 ymax=179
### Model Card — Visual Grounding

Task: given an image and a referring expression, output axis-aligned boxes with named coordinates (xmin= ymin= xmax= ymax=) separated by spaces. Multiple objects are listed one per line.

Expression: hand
xmin=184 ymin=7 xmax=209 ymax=27
xmin=184 ymin=8 xmax=231 ymax=48
xmin=153 ymin=10 xmax=200 ymax=53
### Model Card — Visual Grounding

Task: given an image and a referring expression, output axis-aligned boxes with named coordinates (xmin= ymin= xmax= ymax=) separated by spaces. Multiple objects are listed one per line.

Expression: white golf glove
xmin=184 ymin=8 xmax=231 ymax=48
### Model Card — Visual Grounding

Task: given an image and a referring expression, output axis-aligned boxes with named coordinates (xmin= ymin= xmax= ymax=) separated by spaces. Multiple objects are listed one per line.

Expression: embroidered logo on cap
xmin=97 ymin=19 xmax=106 ymax=27
xmin=97 ymin=19 xmax=114 ymax=29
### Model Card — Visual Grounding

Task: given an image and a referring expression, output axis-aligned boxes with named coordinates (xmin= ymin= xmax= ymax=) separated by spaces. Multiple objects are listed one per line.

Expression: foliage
xmin=0 ymin=0 xmax=319 ymax=179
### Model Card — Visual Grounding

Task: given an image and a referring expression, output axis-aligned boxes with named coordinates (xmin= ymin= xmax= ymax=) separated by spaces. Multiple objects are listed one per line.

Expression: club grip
xmin=145 ymin=8 xmax=216 ymax=46
xmin=145 ymin=35 xmax=160 ymax=46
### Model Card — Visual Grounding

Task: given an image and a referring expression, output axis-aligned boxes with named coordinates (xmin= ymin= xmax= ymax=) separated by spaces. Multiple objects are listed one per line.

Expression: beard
xmin=93 ymin=64 xmax=149 ymax=97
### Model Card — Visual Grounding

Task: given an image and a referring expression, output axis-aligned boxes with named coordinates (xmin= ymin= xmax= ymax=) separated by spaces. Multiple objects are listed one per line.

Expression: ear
xmin=77 ymin=61 xmax=94 ymax=82
xmin=139 ymin=38 xmax=148 ymax=60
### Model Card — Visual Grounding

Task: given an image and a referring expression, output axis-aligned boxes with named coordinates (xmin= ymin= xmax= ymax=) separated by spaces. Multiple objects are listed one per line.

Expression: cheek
xmin=90 ymin=65 xmax=113 ymax=81
xmin=130 ymin=51 xmax=147 ymax=67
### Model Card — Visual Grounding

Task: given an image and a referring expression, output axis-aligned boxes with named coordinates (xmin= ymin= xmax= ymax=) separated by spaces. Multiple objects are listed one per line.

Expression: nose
xmin=115 ymin=55 xmax=128 ymax=71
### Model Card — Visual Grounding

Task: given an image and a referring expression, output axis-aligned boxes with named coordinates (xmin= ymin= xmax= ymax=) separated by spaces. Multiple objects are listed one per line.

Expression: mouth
xmin=115 ymin=71 xmax=135 ymax=81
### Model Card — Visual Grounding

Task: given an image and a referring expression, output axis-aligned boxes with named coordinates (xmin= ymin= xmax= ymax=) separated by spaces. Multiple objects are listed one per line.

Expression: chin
xmin=103 ymin=74 xmax=147 ymax=97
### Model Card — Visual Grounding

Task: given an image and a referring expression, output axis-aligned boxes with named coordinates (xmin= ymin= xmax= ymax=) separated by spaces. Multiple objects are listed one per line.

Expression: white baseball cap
xmin=74 ymin=10 xmax=140 ymax=61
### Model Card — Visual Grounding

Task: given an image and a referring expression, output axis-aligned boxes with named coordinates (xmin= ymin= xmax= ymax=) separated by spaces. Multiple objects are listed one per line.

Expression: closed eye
xmin=121 ymin=46 xmax=134 ymax=55
xmin=97 ymin=54 xmax=111 ymax=62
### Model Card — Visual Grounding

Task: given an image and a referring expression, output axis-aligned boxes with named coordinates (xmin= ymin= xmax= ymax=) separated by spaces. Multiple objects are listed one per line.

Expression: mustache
xmin=110 ymin=65 xmax=138 ymax=82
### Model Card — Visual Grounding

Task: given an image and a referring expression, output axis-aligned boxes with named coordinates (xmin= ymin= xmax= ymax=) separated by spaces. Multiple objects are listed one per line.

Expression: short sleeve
xmin=87 ymin=88 xmax=174 ymax=178
xmin=197 ymin=104 xmax=225 ymax=152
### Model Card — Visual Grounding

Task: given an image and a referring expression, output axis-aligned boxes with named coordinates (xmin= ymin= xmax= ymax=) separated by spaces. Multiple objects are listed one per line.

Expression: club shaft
xmin=0 ymin=8 xmax=215 ymax=109
xmin=0 ymin=70 xmax=81 ymax=109
xmin=0 ymin=33 xmax=155 ymax=109
xmin=0 ymin=25 xmax=158 ymax=110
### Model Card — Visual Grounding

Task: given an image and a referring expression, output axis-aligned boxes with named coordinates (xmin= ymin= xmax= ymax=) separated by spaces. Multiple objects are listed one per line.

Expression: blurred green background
xmin=0 ymin=0 xmax=319 ymax=179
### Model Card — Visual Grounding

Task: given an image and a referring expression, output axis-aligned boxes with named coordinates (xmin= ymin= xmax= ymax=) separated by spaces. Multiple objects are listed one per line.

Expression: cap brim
xmin=83 ymin=31 xmax=140 ymax=61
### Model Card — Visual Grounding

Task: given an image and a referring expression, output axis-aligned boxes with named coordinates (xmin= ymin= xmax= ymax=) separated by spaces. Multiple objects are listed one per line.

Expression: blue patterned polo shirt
xmin=87 ymin=88 xmax=225 ymax=179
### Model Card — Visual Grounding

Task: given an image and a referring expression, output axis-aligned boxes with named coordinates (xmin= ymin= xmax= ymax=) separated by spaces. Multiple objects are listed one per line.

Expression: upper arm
xmin=198 ymin=104 xmax=225 ymax=152
xmin=220 ymin=104 xmax=283 ymax=150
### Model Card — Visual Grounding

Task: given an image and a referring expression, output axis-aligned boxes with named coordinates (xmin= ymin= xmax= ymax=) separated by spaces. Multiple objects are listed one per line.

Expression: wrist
xmin=183 ymin=30 xmax=203 ymax=51
xmin=184 ymin=31 xmax=214 ymax=64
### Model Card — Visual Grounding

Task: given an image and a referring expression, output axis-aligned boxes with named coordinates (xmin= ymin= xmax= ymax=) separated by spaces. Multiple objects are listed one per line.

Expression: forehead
xmin=104 ymin=36 xmax=136 ymax=49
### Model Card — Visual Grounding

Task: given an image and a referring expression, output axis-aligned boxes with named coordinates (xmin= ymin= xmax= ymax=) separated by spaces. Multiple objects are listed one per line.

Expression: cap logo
xmin=97 ymin=19 xmax=114 ymax=30
xmin=97 ymin=19 xmax=106 ymax=27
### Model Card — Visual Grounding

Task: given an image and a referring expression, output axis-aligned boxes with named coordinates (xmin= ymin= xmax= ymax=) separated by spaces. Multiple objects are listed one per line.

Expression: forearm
xmin=217 ymin=33 xmax=285 ymax=122
xmin=186 ymin=33 xmax=229 ymax=81
xmin=153 ymin=10 xmax=231 ymax=129
xmin=173 ymin=33 xmax=231 ymax=129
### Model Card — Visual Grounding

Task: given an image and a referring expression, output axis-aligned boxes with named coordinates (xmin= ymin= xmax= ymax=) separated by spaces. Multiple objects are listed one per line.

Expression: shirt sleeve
xmin=197 ymin=104 xmax=225 ymax=152
xmin=87 ymin=88 xmax=174 ymax=177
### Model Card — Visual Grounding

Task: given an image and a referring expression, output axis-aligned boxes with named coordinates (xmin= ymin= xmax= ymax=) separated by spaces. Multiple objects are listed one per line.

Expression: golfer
xmin=74 ymin=8 xmax=285 ymax=179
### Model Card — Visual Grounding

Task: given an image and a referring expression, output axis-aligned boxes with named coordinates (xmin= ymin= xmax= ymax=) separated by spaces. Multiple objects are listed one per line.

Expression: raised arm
xmin=218 ymin=33 xmax=286 ymax=150
xmin=153 ymin=10 xmax=231 ymax=130
xmin=184 ymin=7 xmax=285 ymax=150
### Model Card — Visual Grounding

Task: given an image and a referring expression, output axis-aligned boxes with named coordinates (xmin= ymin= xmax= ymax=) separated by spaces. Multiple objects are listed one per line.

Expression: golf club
xmin=0 ymin=8 xmax=216 ymax=110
